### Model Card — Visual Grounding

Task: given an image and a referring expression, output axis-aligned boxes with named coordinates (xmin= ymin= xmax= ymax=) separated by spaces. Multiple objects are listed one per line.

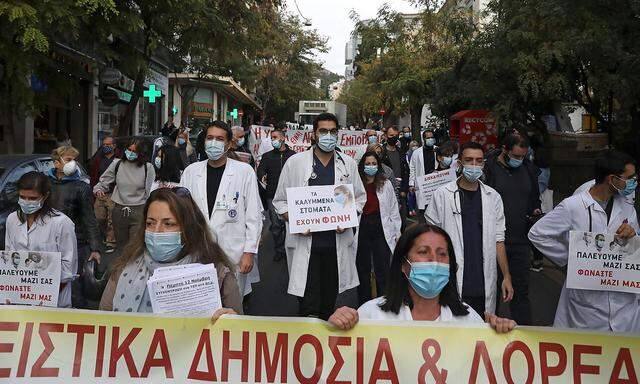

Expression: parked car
xmin=0 ymin=155 xmax=89 ymax=249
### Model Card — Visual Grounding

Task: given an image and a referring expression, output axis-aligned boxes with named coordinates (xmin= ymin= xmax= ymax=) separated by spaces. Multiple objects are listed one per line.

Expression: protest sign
xmin=286 ymin=184 xmax=358 ymax=234
xmin=147 ymin=263 xmax=221 ymax=317
xmin=0 ymin=305 xmax=639 ymax=383
xmin=0 ymin=251 xmax=60 ymax=307
xmin=567 ymin=230 xmax=640 ymax=294
xmin=417 ymin=168 xmax=456 ymax=207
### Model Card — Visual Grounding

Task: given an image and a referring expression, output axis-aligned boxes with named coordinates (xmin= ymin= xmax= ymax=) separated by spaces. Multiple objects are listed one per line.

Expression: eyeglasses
xmin=317 ymin=128 xmax=339 ymax=136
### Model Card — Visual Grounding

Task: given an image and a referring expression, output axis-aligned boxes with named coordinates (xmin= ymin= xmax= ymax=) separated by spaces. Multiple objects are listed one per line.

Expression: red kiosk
xmin=449 ymin=110 xmax=498 ymax=150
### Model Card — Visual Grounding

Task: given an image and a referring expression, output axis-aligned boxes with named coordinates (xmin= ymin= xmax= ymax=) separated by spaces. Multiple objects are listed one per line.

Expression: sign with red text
xmin=567 ymin=231 xmax=640 ymax=293
xmin=0 ymin=306 xmax=639 ymax=383
xmin=286 ymin=184 xmax=358 ymax=234
xmin=417 ymin=168 xmax=457 ymax=207
xmin=0 ymin=251 xmax=60 ymax=307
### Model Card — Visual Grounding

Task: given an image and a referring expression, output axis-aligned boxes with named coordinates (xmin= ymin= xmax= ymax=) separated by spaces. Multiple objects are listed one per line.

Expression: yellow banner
xmin=0 ymin=306 xmax=638 ymax=383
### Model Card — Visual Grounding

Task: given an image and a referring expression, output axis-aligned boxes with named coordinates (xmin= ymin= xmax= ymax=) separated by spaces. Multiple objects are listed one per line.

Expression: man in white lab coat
xmin=409 ymin=129 xmax=437 ymax=221
xmin=425 ymin=141 xmax=514 ymax=317
xmin=529 ymin=150 xmax=639 ymax=332
xmin=273 ymin=113 xmax=366 ymax=320
xmin=180 ymin=120 xmax=263 ymax=297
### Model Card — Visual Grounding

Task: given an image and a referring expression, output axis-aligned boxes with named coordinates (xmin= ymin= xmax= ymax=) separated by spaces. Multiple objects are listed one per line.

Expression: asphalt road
xmin=246 ymin=217 xmax=565 ymax=325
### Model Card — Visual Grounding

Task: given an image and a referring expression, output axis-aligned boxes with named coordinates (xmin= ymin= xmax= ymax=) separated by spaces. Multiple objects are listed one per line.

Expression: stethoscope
xmin=309 ymin=149 xmax=349 ymax=182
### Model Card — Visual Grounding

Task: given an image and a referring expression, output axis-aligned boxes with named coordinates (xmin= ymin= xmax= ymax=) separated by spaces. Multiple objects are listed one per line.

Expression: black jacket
xmin=257 ymin=146 xmax=296 ymax=198
xmin=48 ymin=170 xmax=102 ymax=252
xmin=380 ymin=146 xmax=410 ymax=193
xmin=483 ymin=152 xmax=541 ymax=216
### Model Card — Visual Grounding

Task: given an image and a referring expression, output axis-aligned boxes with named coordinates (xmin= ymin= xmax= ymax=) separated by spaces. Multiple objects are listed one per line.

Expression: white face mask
xmin=62 ymin=160 xmax=78 ymax=176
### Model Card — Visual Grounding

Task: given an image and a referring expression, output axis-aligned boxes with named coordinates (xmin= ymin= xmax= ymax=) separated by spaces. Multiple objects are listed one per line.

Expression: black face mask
xmin=387 ymin=136 xmax=399 ymax=145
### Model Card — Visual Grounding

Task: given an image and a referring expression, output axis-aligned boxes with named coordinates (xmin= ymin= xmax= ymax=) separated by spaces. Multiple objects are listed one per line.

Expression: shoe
xmin=409 ymin=210 xmax=417 ymax=217
xmin=530 ymin=260 xmax=543 ymax=272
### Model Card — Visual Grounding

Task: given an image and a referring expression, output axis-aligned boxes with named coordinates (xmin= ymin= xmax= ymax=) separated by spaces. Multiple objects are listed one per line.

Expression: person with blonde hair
xmin=175 ymin=127 xmax=197 ymax=168
xmin=48 ymin=145 xmax=102 ymax=308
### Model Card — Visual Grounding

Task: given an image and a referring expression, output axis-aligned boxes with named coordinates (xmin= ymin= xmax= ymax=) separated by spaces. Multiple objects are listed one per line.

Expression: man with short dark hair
xmin=380 ymin=126 xmax=409 ymax=213
xmin=273 ymin=113 xmax=366 ymax=320
xmin=180 ymin=120 xmax=263 ymax=298
xmin=257 ymin=127 xmax=296 ymax=261
xmin=409 ymin=129 xmax=438 ymax=220
xmin=426 ymin=141 xmax=514 ymax=318
xmin=483 ymin=132 xmax=540 ymax=325
xmin=529 ymin=150 xmax=639 ymax=332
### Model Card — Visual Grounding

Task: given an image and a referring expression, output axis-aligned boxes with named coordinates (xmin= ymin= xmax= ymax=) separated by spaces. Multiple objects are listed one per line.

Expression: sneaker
xmin=409 ymin=210 xmax=417 ymax=217
xmin=530 ymin=260 xmax=543 ymax=272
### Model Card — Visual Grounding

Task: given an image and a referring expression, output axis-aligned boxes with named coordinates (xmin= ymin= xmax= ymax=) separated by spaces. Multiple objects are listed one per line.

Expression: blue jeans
xmin=407 ymin=191 xmax=417 ymax=212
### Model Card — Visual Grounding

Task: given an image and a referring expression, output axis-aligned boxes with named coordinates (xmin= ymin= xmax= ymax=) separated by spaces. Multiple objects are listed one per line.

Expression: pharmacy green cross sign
xmin=228 ymin=108 xmax=238 ymax=119
xmin=143 ymin=84 xmax=162 ymax=103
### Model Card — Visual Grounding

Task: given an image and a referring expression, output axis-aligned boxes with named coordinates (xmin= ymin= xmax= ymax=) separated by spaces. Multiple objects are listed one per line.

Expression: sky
xmin=284 ymin=0 xmax=420 ymax=76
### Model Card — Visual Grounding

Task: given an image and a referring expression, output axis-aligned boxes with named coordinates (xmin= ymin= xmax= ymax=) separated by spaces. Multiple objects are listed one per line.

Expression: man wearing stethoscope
xmin=180 ymin=120 xmax=263 ymax=297
xmin=273 ymin=113 xmax=366 ymax=320
xmin=529 ymin=150 xmax=639 ymax=332
xmin=425 ymin=141 xmax=515 ymax=318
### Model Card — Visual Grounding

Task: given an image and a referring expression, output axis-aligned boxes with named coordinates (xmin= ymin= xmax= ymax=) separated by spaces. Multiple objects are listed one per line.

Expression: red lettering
xmin=0 ymin=322 xmax=19 ymax=378
xmin=293 ymin=334 xmax=323 ymax=384
xmin=140 ymin=329 xmax=173 ymax=378
xmin=369 ymin=338 xmax=399 ymax=384
xmin=67 ymin=324 xmax=94 ymax=377
xmin=31 ymin=322 xmax=64 ymax=377
xmin=609 ymin=348 xmax=638 ymax=384
xmin=357 ymin=337 xmax=364 ymax=384
xmin=502 ymin=341 xmax=534 ymax=384
xmin=327 ymin=336 xmax=351 ymax=384
xmin=539 ymin=342 xmax=567 ymax=384
xmin=108 ymin=327 xmax=141 ymax=377
xmin=94 ymin=325 xmax=106 ymax=377
xmin=573 ymin=344 xmax=601 ymax=384
xmin=16 ymin=322 xmax=33 ymax=377
xmin=468 ymin=341 xmax=497 ymax=384
xmin=255 ymin=332 xmax=288 ymax=383
xmin=187 ymin=329 xmax=217 ymax=381
xmin=221 ymin=330 xmax=249 ymax=382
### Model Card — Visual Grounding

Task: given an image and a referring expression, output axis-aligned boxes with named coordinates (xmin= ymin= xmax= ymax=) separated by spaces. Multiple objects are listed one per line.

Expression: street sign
xmin=379 ymin=108 xmax=386 ymax=115
xmin=238 ymin=110 xmax=244 ymax=116
xmin=143 ymin=84 xmax=162 ymax=103
xmin=100 ymin=68 xmax=122 ymax=85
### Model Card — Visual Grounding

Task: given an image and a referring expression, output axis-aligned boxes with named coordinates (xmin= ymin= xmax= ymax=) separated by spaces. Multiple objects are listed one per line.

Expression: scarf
xmin=112 ymin=252 xmax=196 ymax=313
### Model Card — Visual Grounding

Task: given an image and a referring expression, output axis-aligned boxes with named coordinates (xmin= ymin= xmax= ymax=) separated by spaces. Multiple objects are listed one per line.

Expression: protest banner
xmin=0 ymin=251 xmax=61 ymax=307
xmin=248 ymin=125 xmax=378 ymax=165
xmin=417 ymin=168 xmax=457 ymax=207
xmin=567 ymin=230 xmax=640 ymax=294
xmin=286 ymin=184 xmax=358 ymax=234
xmin=0 ymin=306 xmax=638 ymax=383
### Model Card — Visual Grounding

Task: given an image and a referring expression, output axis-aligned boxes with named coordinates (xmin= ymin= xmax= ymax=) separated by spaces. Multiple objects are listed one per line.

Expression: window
xmin=0 ymin=162 xmax=38 ymax=206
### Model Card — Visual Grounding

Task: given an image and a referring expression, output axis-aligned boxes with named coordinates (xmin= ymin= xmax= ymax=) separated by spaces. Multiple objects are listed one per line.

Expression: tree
xmin=337 ymin=77 xmax=378 ymax=127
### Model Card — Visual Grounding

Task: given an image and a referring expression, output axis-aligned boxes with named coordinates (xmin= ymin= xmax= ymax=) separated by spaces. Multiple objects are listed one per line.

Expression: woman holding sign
xmin=5 ymin=171 xmax=78 ymax=308
xmin=355 ymin=152 xmax=402 ymax=305
xmin=99 ymin=188 xmax=243 ymax=316
xmin=329 ymin=224 xmax=516 ymax=333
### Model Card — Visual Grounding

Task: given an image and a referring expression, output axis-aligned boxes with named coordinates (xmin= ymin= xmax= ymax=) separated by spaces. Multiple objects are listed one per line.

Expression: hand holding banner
xmin=417 ymin=169 xmax=456 ymax=207
xmin=286 ymin=184 xmax=358 ymax=234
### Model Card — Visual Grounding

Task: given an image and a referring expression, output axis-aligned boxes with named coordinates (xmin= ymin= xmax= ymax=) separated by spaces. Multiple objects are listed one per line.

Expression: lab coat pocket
xmin=567 ymin=288 xmax=598 ymax=310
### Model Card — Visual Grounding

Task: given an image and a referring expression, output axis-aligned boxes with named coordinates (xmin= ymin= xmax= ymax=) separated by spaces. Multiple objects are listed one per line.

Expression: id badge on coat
xmin=225 ymin=203 xmax=239 ymax=223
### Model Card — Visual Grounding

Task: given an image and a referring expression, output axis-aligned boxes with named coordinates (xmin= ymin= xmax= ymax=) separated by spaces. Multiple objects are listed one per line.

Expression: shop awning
xmin=169 ymin=73 xmax=262 ymax=110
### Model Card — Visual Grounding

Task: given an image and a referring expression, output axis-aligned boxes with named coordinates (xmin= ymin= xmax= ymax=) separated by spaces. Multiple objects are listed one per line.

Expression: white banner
xmin=417 ymin=168 xmax=456 ymax=207
xmin=286 ymin=184 xmax=359 ymax=234
xmin=567 ymin=231 xmax=640 ymax=293
xmin=0 ymin=250 xmax=61 ymax=306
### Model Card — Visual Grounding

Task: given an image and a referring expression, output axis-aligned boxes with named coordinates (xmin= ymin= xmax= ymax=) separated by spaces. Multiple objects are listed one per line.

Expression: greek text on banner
xmin=0 ymin=306 xmax=639 ymax=383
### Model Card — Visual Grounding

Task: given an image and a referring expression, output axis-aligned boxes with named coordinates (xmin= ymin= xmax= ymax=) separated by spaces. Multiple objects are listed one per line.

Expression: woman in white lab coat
xmin=4 ymin=171 xmax=77 ymax=308
xmin=355 ymin=151 xmax=402 ymax=305
xmin=328 ymin=223 xmax=516 ymax=333
xmin=272 ymin=148 xmax=367 ymax=299
xmin=99 ymin=187 xmax=242 ymax=316
xmin=529 ymin=151 xmax=639 ymax=332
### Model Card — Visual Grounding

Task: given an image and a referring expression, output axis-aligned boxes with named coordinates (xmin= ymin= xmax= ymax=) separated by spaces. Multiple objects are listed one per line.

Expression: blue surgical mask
xmin=368 ymin=136 xmax=377 ymax=144
xmin=425 ymin=138 xmax=435 ymax=147
xmin=441 ymin=157 xmax=453 ymax=168
xmin=334 ymin=193 xmax=347 ymax=205
xmin=318 ymin=133 xmax=337 ymax=152
xmin=178 ymin=138 xmax=186 ymax=145
xmin=102 ymin=146 xmax=113 ymax=154
xmin=145 ymin=231 xmax=183 ymax=262
xmin=18 ymin=198 xmax=43 ymax=215
xmin=237 ymin=138 xmax=245 ymax=147
xmin=406 ymin=261 xmax=450 ymax=299
xmin=364 ymin=165 xmax=378 ymax=176
xmin=125 ymin=149 xmax=138 ymax=161
xmin=507 ymin=155 xmax=523 ymax=168
xmin=154 ymin=157 xmax=162 ymax=169
xmin=463 ymin=165 xmax=483 ymax=182
xmin=404 ymin=132 xmax=412 ymax=139
xmin=271 ymin=139 xmax=282 ymax=149
xmin=205 ymin=139 xmax=226 ymax=161
xmin=614 ymin=177 xmax=638 ymax=197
